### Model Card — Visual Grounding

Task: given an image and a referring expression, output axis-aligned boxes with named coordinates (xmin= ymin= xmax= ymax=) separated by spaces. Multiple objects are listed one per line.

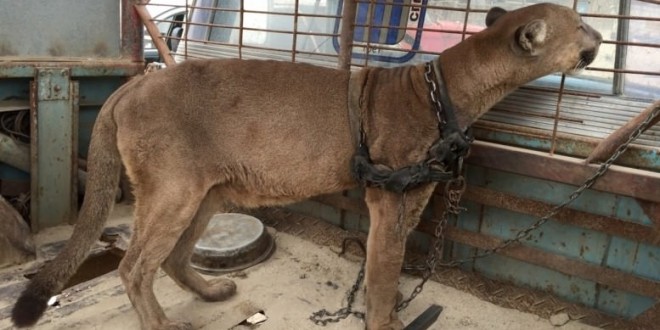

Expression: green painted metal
xmin=30 ymin=68 xmax=78 ymax=230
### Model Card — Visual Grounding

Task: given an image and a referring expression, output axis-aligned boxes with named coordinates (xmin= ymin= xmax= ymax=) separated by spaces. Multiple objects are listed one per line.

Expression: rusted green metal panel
xmin=30 ymin=68 xmax=78 ymax=230
xmin=451 ymin=164 xmax=660 ymax=318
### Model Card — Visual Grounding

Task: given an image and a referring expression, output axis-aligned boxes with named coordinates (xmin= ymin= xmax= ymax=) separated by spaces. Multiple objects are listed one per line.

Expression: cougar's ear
xmin=485 ymin=7 xmax=507 ymax=27
xmin=515 ymin=19 xmax=547 ymax=55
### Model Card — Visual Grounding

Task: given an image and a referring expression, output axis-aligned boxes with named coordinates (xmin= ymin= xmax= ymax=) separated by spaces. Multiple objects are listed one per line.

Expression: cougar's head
xmin=485 ymin=3 xmax=602 ymax=76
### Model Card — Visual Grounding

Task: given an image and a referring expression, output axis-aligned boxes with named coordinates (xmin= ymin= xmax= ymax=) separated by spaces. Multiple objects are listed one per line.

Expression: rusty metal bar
xmin=549 ymin=74 xmax=567 ymax=155
xmin=121 ymin=0 xmax=144 ymax=61
xmin=363 ymin=0 xmax=376 ymax=68
xmin=238 ymin=1 xmax=244 ymax=59
xmin=338 ymin=0 xmax=357 ymax=70
xmin=586 ymin=67 xmax=660 ymax=76
xmin=182 ymin=5 xmax=341 ymax=19
xmin=614 ymin=0 xmax=632 ymax=94
xmin=423 ymin=226 xmax=660 ymax=299
xmin=134 ymin=4 xmax=176 ymax=66
xmin=460 ymin=0 xmax=472 ymax=42
xmin=517 ymin=85 xmax=603 ymax=98
xmin=581 ymin=12 xmax=660 ymax=21
xmin=602 ymin=39 xmax=660 ymax=49
xmin=292 ymin=0 xmax=300 ymax=63
xmin=466 ymin=140 xmax=660 ymax=203
xmin=183 ymin=0 xmax=189 ymax=59
xmin=460 ymin=186 xmax=659 ymax=246
xmin=179 ymin=2 xmax=660 ymax=22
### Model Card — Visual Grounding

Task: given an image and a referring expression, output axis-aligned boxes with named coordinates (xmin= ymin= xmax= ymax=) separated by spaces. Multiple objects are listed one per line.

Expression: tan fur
xmin=13 ymin=3 xmax=601 ymax=330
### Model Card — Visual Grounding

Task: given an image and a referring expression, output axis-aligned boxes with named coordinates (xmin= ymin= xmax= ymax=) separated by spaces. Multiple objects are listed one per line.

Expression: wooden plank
xmin=462 ymin=186 xmax=659 ymax=246
xmin=416 ymin=223 xmax=660 ymax=299
xmin=466 ymin=140 xmax=660 ymax=203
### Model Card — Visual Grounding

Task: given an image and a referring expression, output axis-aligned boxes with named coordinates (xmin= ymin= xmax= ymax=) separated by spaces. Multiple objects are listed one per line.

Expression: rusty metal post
xmin=338 ymin=0 xmax=357 ymax=70
xmin=134 ymin=3 xmax=177 ymax=66
xmin=122 ymin=0 xmax=146 ymax=61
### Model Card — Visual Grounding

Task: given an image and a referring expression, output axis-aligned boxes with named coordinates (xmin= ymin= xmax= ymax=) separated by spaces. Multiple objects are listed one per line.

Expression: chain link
xmin=309 ymin=260 xmax=366 ymax=325
xmin=424 ymin=63 xmax=445 ymax=125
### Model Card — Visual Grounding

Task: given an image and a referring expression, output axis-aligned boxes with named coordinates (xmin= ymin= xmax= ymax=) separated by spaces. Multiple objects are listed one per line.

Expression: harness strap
xmin=429 ymin=60 xmax=474 ymax=172
xmin=348 ymin=59 xmax=471 ymax=194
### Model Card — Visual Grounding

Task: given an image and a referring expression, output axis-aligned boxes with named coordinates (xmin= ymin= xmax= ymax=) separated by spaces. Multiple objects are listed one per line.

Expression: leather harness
xmin=347 ymin=60 xmax=473 ymax=194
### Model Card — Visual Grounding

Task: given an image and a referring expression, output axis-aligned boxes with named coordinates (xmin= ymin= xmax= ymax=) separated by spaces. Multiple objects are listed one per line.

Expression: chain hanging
xmin=309 ymin=238 xmax=367 ymax=325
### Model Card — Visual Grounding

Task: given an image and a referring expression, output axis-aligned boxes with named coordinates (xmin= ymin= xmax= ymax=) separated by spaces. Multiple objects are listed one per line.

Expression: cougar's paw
xmin=199 ymin=278 xmax=236 ymax=302
xmin=156 ymin=320 xmax=193 ymax=330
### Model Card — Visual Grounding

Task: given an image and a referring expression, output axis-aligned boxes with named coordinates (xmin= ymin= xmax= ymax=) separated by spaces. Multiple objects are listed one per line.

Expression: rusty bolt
xmin=54 ymin=85 xmax=61 ymax=92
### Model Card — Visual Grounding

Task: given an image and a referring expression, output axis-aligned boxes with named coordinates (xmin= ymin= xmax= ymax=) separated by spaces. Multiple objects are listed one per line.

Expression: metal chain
xmin=309 ymin=260 xmax=366 ymax=325
xmin=424 ymin=63 xmax=445 ymax=125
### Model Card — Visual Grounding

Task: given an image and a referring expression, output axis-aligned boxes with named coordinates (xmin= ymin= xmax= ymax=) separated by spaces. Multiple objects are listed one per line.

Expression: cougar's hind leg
xmin=162 ymin=188 xmax=237 ymax=302
xmin=118 ymin=183 xmax=208 ymax=330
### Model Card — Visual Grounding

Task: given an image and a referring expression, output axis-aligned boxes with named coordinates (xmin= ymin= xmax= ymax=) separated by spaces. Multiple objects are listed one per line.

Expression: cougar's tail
xmin=11 ymin=83 xmax=128 ymax=327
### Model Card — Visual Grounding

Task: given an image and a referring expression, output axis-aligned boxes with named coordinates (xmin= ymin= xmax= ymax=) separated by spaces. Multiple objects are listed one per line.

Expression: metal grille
xmin=143 ymin=0 xmax=660 ymax=169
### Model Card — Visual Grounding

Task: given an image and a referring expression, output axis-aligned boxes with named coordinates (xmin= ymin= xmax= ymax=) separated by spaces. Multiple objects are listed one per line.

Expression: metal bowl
xmin=191 ymin=213 xmax=275 ymax=275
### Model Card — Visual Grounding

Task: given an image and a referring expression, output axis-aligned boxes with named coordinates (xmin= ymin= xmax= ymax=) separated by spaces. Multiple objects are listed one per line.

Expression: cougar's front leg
xmin=363 ymin=184 xmax=436 ymax=330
